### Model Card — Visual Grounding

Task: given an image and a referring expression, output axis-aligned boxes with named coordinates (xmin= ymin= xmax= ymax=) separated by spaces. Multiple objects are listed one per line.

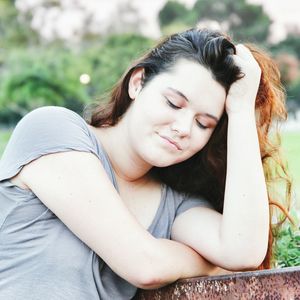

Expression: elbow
xmin=132 ymin=257 xmax=174 ymax=290
xmin=129 ymin=239 xmax=177 ymax=290
xmin=223 ymin=251 xmax=267 ymax=271
xmin=136 ymin=279 xmax=164 ymax=290
xmin=132 ymin=268 xmax=168 ymax=290
xmin=225 ymin=260 xmax=262 ymax=272
xmin=244 ymin=251 xmax=268 ymax=270
xmin=221 ymin=236 xmax=268 ymax=271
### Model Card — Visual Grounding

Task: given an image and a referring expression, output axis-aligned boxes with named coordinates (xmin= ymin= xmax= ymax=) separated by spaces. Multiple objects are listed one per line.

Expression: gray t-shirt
xmin=0 ymin=106 xmax=211 ymax=300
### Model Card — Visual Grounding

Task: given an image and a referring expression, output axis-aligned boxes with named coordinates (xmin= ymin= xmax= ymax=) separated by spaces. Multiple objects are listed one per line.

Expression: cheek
xmin=135 ymin=99 xmax=173 ymax=130
xmin=189 ymin=130 xmax=213 ymax=153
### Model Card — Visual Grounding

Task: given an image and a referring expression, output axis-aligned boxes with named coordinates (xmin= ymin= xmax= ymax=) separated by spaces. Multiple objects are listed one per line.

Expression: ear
xmin=128 ymin=67 xmax=144 ymax=99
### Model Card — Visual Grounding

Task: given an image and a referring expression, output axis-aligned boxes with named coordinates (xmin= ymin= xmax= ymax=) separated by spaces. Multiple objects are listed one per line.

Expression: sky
xmin=15 ymin=0 xmax=300 ymax=43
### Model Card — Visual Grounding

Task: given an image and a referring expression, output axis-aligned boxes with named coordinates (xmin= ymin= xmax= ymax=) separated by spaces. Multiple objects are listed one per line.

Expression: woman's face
xmin=125 ymin=58 xmax=226 ymax=168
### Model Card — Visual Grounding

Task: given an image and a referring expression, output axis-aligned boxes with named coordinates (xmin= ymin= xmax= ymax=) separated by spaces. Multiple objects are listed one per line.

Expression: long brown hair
xmin=84 ymin=28 xmax=292 ymax=269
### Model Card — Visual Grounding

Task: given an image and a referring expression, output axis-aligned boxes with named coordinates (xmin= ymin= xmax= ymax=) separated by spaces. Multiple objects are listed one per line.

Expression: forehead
xmin=151 ymin=58 xmax=226 ymax=117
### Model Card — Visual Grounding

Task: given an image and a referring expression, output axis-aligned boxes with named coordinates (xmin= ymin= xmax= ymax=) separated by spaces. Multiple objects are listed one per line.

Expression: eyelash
xmin=164 ymin=97 xmax=208 ymax=130
xmin=166 ymin=98 xmax=180 ymax=110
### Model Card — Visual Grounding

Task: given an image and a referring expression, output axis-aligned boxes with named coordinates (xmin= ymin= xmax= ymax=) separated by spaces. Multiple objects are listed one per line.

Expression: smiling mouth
xmin=159 ymin=135 xmax=182 ymax=151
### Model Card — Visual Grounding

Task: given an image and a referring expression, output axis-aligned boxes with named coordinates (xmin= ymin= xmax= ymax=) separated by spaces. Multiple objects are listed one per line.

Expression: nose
xmin=171 ymin=112 xmax=193 ymax=137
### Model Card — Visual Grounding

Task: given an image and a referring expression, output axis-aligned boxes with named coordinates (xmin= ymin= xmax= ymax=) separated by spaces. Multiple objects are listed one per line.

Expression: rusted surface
xmin=134 ymin=266 xmax=300 ymax=299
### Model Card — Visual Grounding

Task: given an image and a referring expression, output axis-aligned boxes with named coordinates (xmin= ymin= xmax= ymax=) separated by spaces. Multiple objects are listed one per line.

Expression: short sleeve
xmin=0 ymin=106 xmax=98 ymax=182
xmin=175 ymin=193 xmax=213 ymax=217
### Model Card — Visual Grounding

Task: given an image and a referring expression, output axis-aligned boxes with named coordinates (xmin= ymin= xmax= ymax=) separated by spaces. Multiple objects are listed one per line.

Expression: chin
xmin=153 ymin=162 xmax=173 ymax=168
xmin=141 ymin=147 xmax=188 ymax=168
xmin=152 ymin=157 xmax=184 ymax=168
xmin=144 ymin=155 xmax=173 ymax=168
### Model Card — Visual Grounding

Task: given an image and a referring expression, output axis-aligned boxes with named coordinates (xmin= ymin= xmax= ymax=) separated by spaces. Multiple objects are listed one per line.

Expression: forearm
xmin=220 ymin=110 xmax=269 ymax=265
xmin=142 ymin=238 xmax=217 ymax=289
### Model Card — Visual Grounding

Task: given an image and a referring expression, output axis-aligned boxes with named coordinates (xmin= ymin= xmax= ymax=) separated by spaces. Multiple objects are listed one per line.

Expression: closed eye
xmin=164 ymin=97 xmax=181 ymax=110
xmin=165 ymin=96 xmax=209 ymax=129
xmin=196 ymin=120 xmax=208 ymax=130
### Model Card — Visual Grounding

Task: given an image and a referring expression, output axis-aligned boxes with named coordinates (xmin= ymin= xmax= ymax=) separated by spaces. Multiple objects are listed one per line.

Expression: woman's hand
xmin=225 ymin=44 xmax=261 ymax=115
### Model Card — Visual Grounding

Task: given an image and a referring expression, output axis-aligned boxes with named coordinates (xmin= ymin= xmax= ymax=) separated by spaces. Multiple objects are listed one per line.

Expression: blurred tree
xmin=271 ymin=34 xmax=300 ymax=107
xmin=287 ymin=79 xmax=300 ymax=108
xmin=14 ymin=0 xmax=148 ymax=43
xmin=271 ymin=33 xmax=300 ymax=60
xmin=193 ymin=0 xmax=272 ymax=43
xmin=158 ymin=0 xmax=272 ymax=44
xmin=0 ymin=1 xmax=155 ymax=125
xmin=273 ymin=53 xmax=300 ymax=109
xmin=159 ymin=1 xmax=194 ymax=28
xmin=82 ymin=33 xmax=154 ymax=100
xmin=105 ymin=1 xmax=144 ymax=36
xmin=0 ymin=0 xmax=38 ymax=49
xmin=274 ymin=53 xmax=299 ymax=86
xmin=0 ymin=47 xmax=90 ymax=124
xmin=0 ymin=33 xmax=154 ymax=125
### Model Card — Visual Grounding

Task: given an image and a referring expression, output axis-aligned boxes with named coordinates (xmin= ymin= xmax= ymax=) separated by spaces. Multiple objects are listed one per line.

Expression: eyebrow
xmin=166 ymin=86 xmax=219 ymax=122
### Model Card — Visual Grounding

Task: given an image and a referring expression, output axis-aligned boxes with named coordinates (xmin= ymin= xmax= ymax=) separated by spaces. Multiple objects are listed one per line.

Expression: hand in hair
xmin=225 ymin=44 xmax=261 ymax=115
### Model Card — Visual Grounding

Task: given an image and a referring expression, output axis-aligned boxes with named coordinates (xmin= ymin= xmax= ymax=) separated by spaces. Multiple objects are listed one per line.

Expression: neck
xmin=90 ymin=119 xmax=153 ymax=184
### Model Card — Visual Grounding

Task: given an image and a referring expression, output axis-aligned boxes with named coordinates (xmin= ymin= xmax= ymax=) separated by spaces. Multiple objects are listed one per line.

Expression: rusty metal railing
xmin=135 ymin=266 xmax=300 ymax=299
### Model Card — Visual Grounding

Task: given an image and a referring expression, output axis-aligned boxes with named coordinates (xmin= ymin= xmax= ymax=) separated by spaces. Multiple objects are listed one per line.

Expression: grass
xmin=0 ymin=127 xmax=13 ymax=156
xmin=273 ymin=224 xmax=300 ymax=268
xmin=281 ymin=131 xmax=300 ymax=205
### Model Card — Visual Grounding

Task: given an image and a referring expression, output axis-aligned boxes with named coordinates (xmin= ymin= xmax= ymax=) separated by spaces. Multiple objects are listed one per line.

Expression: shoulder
xmin=18 ymin=106 xmax=86 ymax=129
xmin=10 ymin=106 xmax=90 ymax=143
xmin=12 ymin=105 xmax=91 ymax=143
xmin=0 ymin=106 xmax=100 ymax=183
xmin=6 ymin=105 xmax=96 ymax=157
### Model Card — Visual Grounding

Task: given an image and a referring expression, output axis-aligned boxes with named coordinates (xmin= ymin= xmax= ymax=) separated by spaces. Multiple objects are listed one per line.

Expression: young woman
xmin=0 ymin=28 xmax=290 ymax=299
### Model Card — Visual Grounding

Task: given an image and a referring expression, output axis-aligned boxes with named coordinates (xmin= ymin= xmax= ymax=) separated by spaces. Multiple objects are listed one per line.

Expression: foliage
xmin=281 ymin=132 xmax=300 ymax=202
xmin=81 ymin=34 xmax=154 ymax=99
xmin=158 ymin=0 xmax=272 ymax=45
xmin=158 ymin=1 xmax=194 ymax=28
xmin=0 ymin=0 xmax=38 ymax=49
xmin=0 ymin=33 xmax=154 ymax=125
xmin=271 ymin=34 xmax=300 ymax=60
xmin=270 ymin=34 xmax=300 ymax=107
xmin=194 ymin=0 xmax=272 ymax=44
xmin=0 ymin=47 xmax=90 ymax=124
xmin=272 ymin=53 xmax=300 ymax=107
xmin=286 ymin=79 xmax=300 ymax=107
xmin=273 ymin=225 xmax=300 ymax=268
xmin=274 ymin=53 xmax=299 ymax=86
xmin=271 ymin=132 xmax=300 ymax=267
xmin=11 ymin=0 xmax=146 ymax=42
xmin=0 ymin=127 xmax=13 ymax=156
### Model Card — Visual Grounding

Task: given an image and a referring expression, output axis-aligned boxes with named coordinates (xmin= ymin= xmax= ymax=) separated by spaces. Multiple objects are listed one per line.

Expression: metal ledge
xmin=135 ymin=266 xmax=300 ymax=299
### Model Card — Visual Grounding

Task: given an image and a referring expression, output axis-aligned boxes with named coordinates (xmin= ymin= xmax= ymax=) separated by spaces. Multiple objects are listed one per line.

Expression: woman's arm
xmin=221 ymin=44 xmax=269 ymax=267
xmin=140 ymin=238 xmax=227 ymax=289
xmin=171 ymin=45 xmax=269 ymax=270
xmin=18 ymin=150 xmax=218 ymax=289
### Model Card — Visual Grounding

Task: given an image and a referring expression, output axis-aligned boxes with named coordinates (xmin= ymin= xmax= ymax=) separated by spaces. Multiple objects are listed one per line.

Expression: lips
xmin=159 ymin=134 xmax=182 ymax=150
